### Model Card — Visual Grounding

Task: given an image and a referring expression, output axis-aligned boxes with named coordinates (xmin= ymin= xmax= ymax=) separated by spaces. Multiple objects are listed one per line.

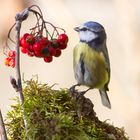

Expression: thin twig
xmin=15 ymin=20 xmax=24 ymax=103
xmin=14 ymin=10 xmax=30 ymax=139
xmin=29 ymin=5 xmax=44 ymax=17
xmin=0 ymin=109 xmax=8 ymax=140
xmin=7 ymin=23 xmax=16 ymax=44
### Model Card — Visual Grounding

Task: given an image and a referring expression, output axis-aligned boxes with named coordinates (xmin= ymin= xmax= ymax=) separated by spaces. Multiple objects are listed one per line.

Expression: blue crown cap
xmin=83 ymin=21 xmax=104 ymax=32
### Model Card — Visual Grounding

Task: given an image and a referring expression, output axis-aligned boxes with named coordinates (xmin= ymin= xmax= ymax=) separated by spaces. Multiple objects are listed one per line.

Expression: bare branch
xmin=0 ymin=109 xmax=8 ymax=140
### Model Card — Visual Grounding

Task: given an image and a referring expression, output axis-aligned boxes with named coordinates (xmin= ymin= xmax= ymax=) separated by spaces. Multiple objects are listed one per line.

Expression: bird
xmin=71 ymin=21 xmax=111 ymax=109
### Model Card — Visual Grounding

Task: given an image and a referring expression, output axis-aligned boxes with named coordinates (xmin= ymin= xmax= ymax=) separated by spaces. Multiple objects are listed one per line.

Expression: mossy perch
xmin=6 ymin=78 xmax=129 ymax=140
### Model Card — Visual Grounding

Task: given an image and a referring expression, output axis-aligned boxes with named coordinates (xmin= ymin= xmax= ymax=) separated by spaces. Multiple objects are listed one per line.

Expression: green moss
xmin=6 ymin=78 xmax=130 ymax=140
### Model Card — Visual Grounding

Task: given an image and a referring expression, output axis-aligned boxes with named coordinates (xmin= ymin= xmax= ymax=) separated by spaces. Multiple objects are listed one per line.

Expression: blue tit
xmin=72 ymin=21 xmax=111 ymax=109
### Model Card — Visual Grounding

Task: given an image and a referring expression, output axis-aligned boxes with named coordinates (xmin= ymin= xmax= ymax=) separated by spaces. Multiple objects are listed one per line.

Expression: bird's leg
xmin=79 ymin=88 xmax=92 ymax=96
xmin=69 ymin=84 xmax=80 ymax=92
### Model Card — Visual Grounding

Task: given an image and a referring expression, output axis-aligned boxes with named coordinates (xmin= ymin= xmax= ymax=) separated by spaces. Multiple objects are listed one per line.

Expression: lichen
xmin=6 ymin=78 xmax=130 ymax=140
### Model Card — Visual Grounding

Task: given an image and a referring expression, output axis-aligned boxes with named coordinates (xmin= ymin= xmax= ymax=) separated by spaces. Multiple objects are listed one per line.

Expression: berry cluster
xmin=4 ymin=50 xmax=16 ymax=68
xmin=4 ymin=5 xmax=69 ymax=68
xmin=20 ymin=33 xmax=68 ymax=62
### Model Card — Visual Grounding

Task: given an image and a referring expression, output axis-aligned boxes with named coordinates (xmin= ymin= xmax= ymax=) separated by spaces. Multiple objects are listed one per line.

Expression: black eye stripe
xmin=80 ymin=28 xmax=87 ymax=31
xmin=80 ymin=28 xmax=94 ymax=32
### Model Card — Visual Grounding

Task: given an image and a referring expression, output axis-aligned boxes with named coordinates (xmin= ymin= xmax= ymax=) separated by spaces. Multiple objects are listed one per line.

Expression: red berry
xmin=57 ymin=34 xmax=68 ymax=45
xmin=34 ymin=51 xmax=42 ymax=57
xmin=21 ymin=47 xmax=27 ymax=54
xmin=4 ymin=57 xmax=15 ymax=68
xmin=23 ymin=33 xmax=30 ymax=39
xmin=59 ymin=44 xmax=67 ymax=50
xmin=54 ymin=49 xmax=61 ymax=57
xmin=50 ymin=39 xmax=59 ymax=49
xmin=44 ymin=56 xmax=53 ymax=63
xmin=9 ymin=58 xmax=15 ymax=68
xmin=41 ymin=47 xmax=50 ymax=57
xmin=20 ymin=33 xmax=30 ymax=48
xmin=26 ymin=45 xmax=34 ymax=53
xmin=49 ymin=47 xmax=56 ymax=56
xmin=40 ymin=37 xmax=50 ymax=46
xmin=26 ymin=34 xmax=35 ymax=45
xmin=20 ymin=37 xmax=29 ymax=48
xmin=8 ymin=50 xmax=15 ymax=57
xmin=33 ymin=42 xmax=42 ymax=52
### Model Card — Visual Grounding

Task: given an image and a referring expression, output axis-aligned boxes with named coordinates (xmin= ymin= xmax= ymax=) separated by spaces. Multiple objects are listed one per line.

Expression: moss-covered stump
xmin=6 ymin=79 xmax=129 ymax=140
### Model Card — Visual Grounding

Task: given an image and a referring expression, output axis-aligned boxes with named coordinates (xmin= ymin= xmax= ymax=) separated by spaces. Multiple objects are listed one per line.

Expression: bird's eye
xmin=81 ymin=28 xmax=87 ymax=31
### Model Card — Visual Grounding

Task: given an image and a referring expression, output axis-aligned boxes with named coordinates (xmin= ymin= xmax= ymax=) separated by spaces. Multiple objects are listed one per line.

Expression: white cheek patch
xmin=79 ymin=30 xmax=98 ymax=42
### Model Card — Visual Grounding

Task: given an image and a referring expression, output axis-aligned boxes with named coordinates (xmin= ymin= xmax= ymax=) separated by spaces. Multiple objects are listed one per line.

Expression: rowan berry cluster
xmin=20 ymin=33 xmax=68 ymax=62
xmin=4 ymin=5 xmax=69 ymax=67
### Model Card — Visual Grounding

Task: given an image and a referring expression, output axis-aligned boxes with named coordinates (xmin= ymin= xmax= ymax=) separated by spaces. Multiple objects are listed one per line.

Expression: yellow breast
xmin=73 ymin=42 xmax=108 ymax=88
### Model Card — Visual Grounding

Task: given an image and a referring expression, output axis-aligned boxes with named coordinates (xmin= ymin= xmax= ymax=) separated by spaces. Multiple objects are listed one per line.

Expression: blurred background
xmin=0 ymin=0 xmax=140 ymax=139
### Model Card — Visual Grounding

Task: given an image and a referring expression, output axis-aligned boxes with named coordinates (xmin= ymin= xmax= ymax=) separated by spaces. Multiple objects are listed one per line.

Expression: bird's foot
xmin=69 ymin=84 xmax=79 ymax=93
xmin=79 ymin=91 xmax=86 ymax=96
xmin=78 ymin=88 xmax=92 ymax=96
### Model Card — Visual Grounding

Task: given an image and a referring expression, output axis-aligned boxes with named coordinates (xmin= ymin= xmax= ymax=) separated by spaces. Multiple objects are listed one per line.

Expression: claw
xmin=79 ymin=91 xmax=87 ymax=96
xmin=69 ymin=84 xmax=79 ymax=93
xmin=79 ymin=88 xmax=92 ymax=96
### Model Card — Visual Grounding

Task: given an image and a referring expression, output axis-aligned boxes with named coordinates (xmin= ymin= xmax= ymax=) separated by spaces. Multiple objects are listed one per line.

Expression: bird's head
xmin=74 ymin=21 xmax=106 ymax=44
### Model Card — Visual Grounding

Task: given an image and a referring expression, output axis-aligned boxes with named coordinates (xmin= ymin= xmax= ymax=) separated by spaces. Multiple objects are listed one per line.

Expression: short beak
xmin=74 ymin=27 xmax=80 ymax=32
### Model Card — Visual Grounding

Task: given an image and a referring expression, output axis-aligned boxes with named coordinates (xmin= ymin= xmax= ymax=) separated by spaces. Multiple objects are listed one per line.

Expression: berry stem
xmin=0 ymin=109 xmax=8 ymax=140
xmin=29 ymin=4 xmax=44 ymax=17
